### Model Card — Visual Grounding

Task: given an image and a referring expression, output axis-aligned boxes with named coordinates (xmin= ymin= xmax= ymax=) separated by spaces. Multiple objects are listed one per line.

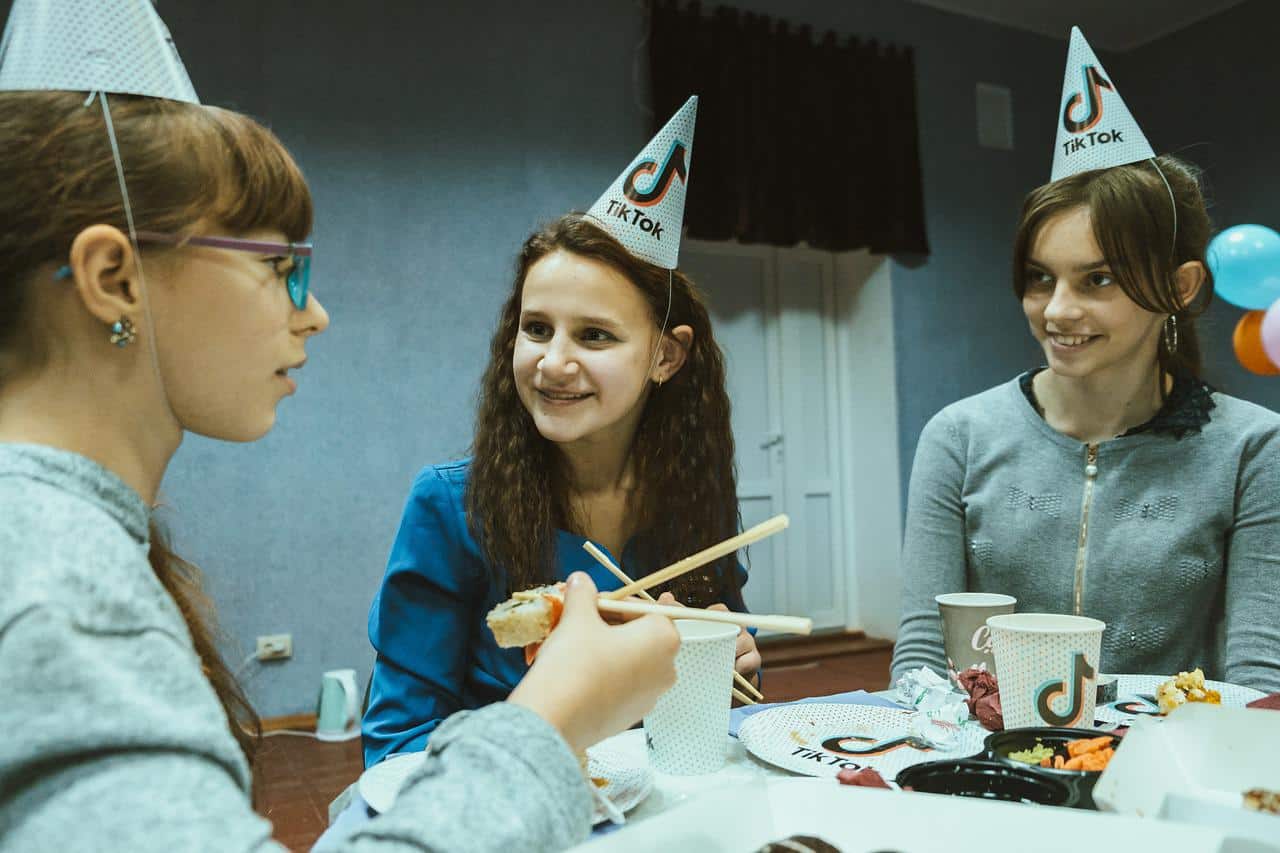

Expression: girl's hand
xmin=509 ymin=573 xmax=679 ymax=753
xmin=656 ymin=592 xmax=762 ymax=678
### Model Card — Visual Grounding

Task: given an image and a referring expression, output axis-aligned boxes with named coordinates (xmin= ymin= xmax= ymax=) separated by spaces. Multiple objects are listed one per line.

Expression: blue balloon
xmin=1208 ymin=224 xmax=1280 ymax=310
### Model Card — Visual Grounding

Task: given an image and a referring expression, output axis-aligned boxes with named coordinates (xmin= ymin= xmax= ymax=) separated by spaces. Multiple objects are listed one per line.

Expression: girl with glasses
xmin=0 ymin=91 xmax=679 ymax=852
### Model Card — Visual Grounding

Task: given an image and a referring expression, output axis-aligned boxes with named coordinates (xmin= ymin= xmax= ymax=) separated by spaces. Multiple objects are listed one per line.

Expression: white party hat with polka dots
xmin=1050 ymin=27 xmax=1152 ymax=182
xmin=0 ymin=0 xmax=198 ymax=102
xmin=586 ymin=95 xmax=697 ymax=269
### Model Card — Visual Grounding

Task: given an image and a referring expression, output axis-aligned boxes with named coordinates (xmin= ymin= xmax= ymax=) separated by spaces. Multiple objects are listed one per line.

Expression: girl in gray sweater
xmin=892 ymin=156 xmax=1280 ymax=694
xmin=0 ymin=89 xmax=679 ymax=851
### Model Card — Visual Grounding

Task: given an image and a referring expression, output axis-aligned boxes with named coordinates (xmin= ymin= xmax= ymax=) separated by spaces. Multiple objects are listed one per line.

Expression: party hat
xmin=1050 ymin=27 xmax=1151 ymax=182
xmin=586 ymin=95 xmax=697 ymax=269
xmin=0 ymin=0 xmax=198 ymax=103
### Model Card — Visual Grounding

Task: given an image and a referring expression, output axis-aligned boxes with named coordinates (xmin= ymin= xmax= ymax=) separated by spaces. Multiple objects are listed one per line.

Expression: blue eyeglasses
xmin=54 ymin=230 xmax=314 ymax=310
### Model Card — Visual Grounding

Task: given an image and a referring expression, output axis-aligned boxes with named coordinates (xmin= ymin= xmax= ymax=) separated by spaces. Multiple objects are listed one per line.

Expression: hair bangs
xmin=203 ymin=107 xmax=313 ymax=243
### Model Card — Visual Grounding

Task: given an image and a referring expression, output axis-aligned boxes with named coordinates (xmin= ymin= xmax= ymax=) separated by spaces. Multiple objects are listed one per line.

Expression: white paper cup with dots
xmin=987 ymin=612 xmax=1106 ymax=729
xmin=642 ymin=619 xmax=738 ymax=775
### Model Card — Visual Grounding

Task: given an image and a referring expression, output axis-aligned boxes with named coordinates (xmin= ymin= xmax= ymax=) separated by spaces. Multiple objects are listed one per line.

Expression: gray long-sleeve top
xmin=890 ymin=377 xmax=1280 ymax=693
xmin=0 ymin=443 xmax=591 ymax=852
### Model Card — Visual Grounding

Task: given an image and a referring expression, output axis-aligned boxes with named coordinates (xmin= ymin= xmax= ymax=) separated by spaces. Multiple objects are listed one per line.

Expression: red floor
xmin=256 ymin=647 xmax=893 ymax=850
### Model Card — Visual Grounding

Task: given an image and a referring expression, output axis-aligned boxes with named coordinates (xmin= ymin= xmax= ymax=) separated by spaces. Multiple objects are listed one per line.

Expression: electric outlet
xmin=256 ymin=633 xmax=292 ymax=661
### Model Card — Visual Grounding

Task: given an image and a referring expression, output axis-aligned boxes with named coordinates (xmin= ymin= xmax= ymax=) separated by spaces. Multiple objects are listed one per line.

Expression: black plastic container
xmin=982 ymin=727 xmax=1120 ymax=809
xmin=895 ymin=759 xmax=1078 ymax=808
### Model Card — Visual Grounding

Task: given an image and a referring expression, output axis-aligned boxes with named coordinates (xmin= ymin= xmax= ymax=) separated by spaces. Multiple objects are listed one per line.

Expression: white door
xmin=681 ymin=241 xmax=847 ymax=631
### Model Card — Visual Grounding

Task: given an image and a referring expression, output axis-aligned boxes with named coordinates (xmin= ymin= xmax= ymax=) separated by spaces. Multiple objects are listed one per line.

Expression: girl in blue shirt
xmin=363 ymin=214 xmax=758 ymax=765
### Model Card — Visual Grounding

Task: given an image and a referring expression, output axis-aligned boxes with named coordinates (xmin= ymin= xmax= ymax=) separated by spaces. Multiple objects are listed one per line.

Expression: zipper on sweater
xmin=1072 ymin=444 xmax=1099 ymax=616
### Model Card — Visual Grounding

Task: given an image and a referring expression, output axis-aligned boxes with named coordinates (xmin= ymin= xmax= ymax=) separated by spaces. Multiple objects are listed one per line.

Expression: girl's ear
xmin=654 ymin=324 xmax=693 ymax=382
xmin=1174 ymin=260 xmax=1206 ymax=309
xmin=67 ymin=224 xmax=142 ymax=325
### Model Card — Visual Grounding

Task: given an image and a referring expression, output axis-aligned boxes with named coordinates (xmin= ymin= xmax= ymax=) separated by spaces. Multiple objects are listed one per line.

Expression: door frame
xmin=684 ymin=239 xmax=902 ymax=636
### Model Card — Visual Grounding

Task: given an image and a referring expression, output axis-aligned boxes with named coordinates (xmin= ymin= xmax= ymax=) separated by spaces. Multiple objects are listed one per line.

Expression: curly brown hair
xmin=467 ymin=214 xmax=742 ymax=607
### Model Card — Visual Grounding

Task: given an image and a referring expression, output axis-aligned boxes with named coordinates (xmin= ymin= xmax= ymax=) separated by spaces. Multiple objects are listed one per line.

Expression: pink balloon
xmin=1263 ymin=298 xmax=1280 ymax=370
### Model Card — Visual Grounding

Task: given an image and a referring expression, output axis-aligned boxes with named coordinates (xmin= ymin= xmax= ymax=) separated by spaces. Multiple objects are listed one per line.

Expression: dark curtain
xmin=649 ymin=1 xmax=930 ymax=255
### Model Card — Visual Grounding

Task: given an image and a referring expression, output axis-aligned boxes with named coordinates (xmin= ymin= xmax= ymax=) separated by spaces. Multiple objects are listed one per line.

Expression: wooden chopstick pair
xmin=582 ymin=541 xmax=765 ymax=706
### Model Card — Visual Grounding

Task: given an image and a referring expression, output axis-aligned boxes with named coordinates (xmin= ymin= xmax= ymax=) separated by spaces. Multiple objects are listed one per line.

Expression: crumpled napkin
xmin=956 ymin=666 xmax=1004 ymax=731
xmin=894 ymin=666 xmax=970 ymax=744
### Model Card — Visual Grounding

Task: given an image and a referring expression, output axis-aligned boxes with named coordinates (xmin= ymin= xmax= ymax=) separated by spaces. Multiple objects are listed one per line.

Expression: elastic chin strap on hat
xmin=91 ymin=90 xmax=179 ymax=431
xmin=646 ymin=268 xmax=673 ymax=386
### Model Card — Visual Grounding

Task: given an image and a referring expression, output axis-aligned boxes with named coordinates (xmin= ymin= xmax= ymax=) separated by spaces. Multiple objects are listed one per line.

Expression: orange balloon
xmin=1233 ymin=311 xmax=1280 ymax=375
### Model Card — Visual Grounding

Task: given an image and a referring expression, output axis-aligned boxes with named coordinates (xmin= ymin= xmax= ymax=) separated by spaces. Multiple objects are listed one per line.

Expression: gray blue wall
xmin=10 ymin=0 xmax=1275 ymax=717
xmin=165 ymin=0 xmax=1056 ymax=717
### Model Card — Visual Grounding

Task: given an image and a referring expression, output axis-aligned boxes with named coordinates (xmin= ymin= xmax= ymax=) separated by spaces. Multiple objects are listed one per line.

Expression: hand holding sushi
xmin=507 ymin=572 xmax=680 ymax=753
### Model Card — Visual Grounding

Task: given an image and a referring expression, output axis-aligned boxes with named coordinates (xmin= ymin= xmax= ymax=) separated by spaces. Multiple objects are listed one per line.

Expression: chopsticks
xmin=603 ymin=515 xmax=789 ymax=600
xmin=583 ymin=541 xmax=765 ymax=706
xmin=589 ymin=598 xmax=811 ymax=634
xmin=511 ymin=589 xmax=810 ymax=635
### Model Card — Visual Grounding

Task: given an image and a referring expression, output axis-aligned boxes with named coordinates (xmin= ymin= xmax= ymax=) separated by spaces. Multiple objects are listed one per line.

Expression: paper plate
xmin=737 ymin=703 xmax=986 ymax=779
xmin=584 ymin=735 xmax=653 ymax=824
xmin=358 ymin=740 xmax=651 ymax=825
xmin=1093 ymin=674 xmax=1265 ymax=726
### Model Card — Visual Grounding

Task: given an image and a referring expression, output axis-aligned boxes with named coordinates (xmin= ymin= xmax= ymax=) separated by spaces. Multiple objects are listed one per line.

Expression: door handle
xmin=760 ymin=432 xmax=783 ymax=450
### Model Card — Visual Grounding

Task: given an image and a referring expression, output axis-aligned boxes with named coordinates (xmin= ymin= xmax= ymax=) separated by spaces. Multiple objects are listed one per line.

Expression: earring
xmin=1163 ymin=315 xmax=1178 ymax=354
xmin=109 ymin=317 xmax=136 ymax=348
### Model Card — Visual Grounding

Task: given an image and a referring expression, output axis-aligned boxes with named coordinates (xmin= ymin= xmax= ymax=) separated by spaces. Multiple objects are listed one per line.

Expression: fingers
xmin=735 ymin=630 xmax=753 ymax=657
xmin=707 ymin=603 xmax=729 ymax=612
xmin=656 ymin=591 xmax=678 ymax=605
xmin=559 ymin=572 xmax=601 ymax=625
xmin=735 ymin=648 xmax=763 ymax=676
xmin=619 ymin=612 xmax=680 ymax=648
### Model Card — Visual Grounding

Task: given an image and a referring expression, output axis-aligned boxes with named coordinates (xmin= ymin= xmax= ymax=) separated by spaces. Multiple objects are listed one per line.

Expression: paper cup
xmin=935 ymin=592 xmax=1016 ymax=678
xmin=643 ymin=619 xmax=738 ymax=775
xmin=987 ymin=613 xmax=1106 ymax=729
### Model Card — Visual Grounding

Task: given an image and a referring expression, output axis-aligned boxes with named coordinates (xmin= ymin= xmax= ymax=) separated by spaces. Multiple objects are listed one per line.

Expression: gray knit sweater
xmin=891 ymin=377 xmax=1280 ymax=694
xmin=0 ymin=443 xmax=591 ymax=852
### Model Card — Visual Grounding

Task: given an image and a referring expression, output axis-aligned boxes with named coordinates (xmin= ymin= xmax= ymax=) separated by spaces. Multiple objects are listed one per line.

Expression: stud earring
xmin=109 ymin=317 xmax=136 ymax=348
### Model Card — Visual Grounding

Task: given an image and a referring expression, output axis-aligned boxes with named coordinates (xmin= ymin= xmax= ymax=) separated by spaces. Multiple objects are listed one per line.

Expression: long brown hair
xmin=1011 ymin=155 xmax=1215 ymax=382
xmin=0 ymin=91 xmax=314 ymax=774
xmin=468 ymin=214 xmax=741 ymax=607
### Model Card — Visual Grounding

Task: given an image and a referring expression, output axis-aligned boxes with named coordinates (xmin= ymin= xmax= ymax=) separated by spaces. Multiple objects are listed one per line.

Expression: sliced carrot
xmin=544 ymin=594 xmax=564 ymax=631
xmin=1066 ymin=736 xmax=1113 ymax=758
xmin=1040 ymin=756 xmax=1053 ymax=768
xmin=524 ymin=642 xmax=541 ymax=665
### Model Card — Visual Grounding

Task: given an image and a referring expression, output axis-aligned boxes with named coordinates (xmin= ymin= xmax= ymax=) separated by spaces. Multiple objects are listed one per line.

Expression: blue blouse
xmin=362 ymin=459 xmax=748 ymax=767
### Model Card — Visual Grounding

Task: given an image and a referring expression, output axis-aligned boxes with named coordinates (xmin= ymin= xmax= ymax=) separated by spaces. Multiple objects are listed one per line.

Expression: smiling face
xmin=148 ymin=227 xmax=329 ymax=441
xmin=1021 ymin=206 xmax=1165 ymax=382
xmin=513 ymin=250 xmax=659 ymax=453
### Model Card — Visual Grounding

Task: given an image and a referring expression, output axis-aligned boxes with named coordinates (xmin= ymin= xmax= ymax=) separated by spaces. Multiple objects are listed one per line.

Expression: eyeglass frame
xmin=54 ymin=230 xmax=314 ymax=310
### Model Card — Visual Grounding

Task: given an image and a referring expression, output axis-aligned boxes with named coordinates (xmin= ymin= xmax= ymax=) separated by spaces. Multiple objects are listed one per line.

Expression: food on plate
xmin=835 ymin=767 xmax=890 ymax=788
xmin=1244 ymin=788 xmax=1279 ymax=815
xmin=755 ymin=836 xmax=843 ymax=852
xmin=485 ymin=584 xmax=565 ymax=663
xmin=1007 ymin=742 xmax=1055 ymax=765
xmin=1155 ymin=668 xmax=1222 ymax=715
xmin=1006 ymin=735 xmax=1114 ymax=772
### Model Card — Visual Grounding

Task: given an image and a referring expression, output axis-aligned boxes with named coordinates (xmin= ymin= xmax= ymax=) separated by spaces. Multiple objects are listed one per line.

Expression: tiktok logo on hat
xmin=623 ymin=140 xmax=689 ymax=207
xmin=1050 ymin=27 xmax=1153 ymax=182
xmin=587 ymin=95 xmax=697 ymax=269
xmin=1062 ymin=66 xmax=1112 ymax=134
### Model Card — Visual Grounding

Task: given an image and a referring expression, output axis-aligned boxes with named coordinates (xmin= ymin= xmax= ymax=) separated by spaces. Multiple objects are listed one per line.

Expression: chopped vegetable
xmin=1008 ymin=741 xmax=1055 ymax=764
